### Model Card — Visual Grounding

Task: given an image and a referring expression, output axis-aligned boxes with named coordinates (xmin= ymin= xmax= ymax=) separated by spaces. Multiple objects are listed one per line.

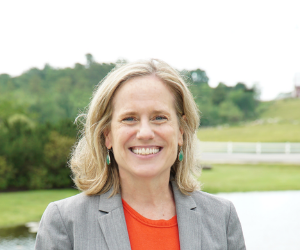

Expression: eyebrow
xmin=152 ymin=109 xmax=171 ymax=116
xmin=118 ymin=109 xmax=171 ymax=117
xmin=118 ymin=111 xmax=138 ymax=117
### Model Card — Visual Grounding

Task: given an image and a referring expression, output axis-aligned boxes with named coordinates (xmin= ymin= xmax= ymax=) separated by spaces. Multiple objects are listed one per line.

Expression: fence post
xmin=285 ymin=142 xmax=291 ymax=154
xmin=227 ymin=142 xmax=233 ymax=154
xmin=256 ymin=142 xmax=261 ymax=154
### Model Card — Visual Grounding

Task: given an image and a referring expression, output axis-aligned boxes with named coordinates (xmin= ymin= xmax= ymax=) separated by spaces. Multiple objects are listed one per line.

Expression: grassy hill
xmin=259 ymin=98 xmax=300 ymax=122
xmin=198 ymin=98 xmax=300 ymax=142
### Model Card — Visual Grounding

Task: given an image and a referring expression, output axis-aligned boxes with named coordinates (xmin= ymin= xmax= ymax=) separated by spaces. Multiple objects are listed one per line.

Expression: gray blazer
xmin=35 ymin=182 xmax=246 ymax=250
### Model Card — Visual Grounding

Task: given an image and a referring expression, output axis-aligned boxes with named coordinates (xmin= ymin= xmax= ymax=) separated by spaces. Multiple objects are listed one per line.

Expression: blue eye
xmin=155 ymin=116 xmax=167 ymax=121
xmin=123 ymin=117 xmax=135 ymax=122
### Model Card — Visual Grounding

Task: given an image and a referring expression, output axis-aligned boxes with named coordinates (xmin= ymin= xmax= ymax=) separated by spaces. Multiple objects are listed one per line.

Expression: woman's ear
xmin=178 ymin=131 xmax=183 ymax=147
xmin=104 ymin=129 xmax=112 ymax=149
xmin=178 ymin=115 xmax=186 ymax=146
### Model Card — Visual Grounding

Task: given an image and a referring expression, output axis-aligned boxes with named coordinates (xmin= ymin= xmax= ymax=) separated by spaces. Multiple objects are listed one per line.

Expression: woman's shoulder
xmin=190 ymin=190 xmax=233 ymax=214
xmin=45 ymin=192 xmax=100 ymax=216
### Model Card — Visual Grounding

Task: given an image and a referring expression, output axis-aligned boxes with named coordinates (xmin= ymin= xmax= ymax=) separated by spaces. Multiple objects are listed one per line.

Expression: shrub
xmin=0 ymin=156 xmax=14 ymax=190
xmin=43 ymin=132 xmax=76 ymax=188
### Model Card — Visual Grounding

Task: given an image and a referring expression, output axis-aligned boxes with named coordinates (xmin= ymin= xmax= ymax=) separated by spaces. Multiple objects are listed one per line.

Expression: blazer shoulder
xmin=37 ymin=193 xmax=102 ymax=249
xmin=189 ymin=192 xmax=246 ymax=249
xmin=51 ymin=192 xmax=100 ymax=216
xmin=191 ymin=190 xmax=233 ymax=215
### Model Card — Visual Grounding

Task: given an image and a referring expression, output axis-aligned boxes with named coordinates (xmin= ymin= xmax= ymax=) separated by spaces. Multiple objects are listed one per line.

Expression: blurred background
xmin=0 ymin=0 xmax=300 ymax=249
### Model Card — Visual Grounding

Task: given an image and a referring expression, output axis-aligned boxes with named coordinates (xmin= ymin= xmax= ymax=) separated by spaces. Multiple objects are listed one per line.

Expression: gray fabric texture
xmin=35 ymin=181 xmax=246 ymax=250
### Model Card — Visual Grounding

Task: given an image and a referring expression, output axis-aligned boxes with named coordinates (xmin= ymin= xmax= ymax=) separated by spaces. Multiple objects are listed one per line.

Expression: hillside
xmin=259 ymin=98 xmax=300 ymax=122
xmin=198 ymin=98 xmax=300 ymax=142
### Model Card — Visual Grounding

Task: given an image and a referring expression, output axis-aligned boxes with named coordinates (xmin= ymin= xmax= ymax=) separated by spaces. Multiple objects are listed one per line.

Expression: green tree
xmin=43 ymin=132 xmax=75 ymax=188
xmin=0 ymin=156 xmax=14 ymax=190
xmin=229 ymin=89 xmax=257 ymax=119
xmin=85 ymin=53 xmax=95 ymax=68
xmin=211 ymin=83 xmax=228 ymax=105
xmin=219 ymin=101 xmax=243 ymax=123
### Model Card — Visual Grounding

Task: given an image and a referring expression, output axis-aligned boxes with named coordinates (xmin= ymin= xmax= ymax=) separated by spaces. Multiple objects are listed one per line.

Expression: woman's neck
xmin=120 ymin=173 xmax=176 ymax=220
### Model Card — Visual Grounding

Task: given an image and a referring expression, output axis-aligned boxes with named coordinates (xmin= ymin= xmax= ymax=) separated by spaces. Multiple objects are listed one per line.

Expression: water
xmin=217 ymin=190 xmax=300 ymax=250
xmin=0 ymin=225 xmax=36 ymax=250
xmin=1 ymin=191 xmax=300 ymax=250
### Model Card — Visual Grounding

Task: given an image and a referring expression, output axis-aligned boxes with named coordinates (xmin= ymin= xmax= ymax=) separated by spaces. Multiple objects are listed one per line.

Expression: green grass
xmin=199 ymin=164 xmax=300 ymax=193
xmin=0 ymin=189 xmax=79 ymax=228
xmin=198 ymin=123 xmax=300 ymax=142
xmin=259 ymin=98 xmax=300 ymax=122
xmin=198 ymin=98 xmax=300 ymax=142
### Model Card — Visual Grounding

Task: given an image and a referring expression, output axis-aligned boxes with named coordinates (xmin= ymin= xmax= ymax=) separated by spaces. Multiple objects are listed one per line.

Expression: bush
xmin=0 ymin=116 xmax=76 ymax=191
xmin=43 ymin=132 xmax=76 ymax=188
xmin=28 ymin=166 xmax=49 ymax=189
xmin=219 ymin=101 xmax=244 ymax=123
xmin=0 ymin=156 xmax=14 ymax=190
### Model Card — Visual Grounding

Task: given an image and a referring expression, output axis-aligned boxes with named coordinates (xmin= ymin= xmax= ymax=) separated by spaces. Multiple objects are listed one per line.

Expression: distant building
xmin=276 ymin=73 xmax=300 ymax=100
xmin=293 ymin=73 xmax=300 ymax=98
xmin=294 ymin=86 xmax=300 ymax=98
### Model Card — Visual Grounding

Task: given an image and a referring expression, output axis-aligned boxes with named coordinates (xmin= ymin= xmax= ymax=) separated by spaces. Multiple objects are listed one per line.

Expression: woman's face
xmin=105 ymin=75 xmax=183 ymax=181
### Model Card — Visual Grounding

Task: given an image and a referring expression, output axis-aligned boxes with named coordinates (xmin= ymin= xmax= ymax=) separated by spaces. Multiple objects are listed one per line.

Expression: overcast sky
xmin=1 ymin=0 xmax=300 ymax=100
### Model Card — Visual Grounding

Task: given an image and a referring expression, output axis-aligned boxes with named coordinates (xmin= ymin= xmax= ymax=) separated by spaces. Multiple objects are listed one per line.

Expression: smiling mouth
xmin=130 ymin=147 xmax=162 ymax=155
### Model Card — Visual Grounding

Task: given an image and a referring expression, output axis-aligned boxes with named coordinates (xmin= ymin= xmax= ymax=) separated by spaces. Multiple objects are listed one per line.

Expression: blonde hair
xmin=70 ymin=59 xmax=201 ymax=196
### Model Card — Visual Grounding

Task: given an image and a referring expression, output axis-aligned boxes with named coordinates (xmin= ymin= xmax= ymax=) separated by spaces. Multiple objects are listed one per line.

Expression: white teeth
xmin=131 ymin=147 xmax=160 ymax=155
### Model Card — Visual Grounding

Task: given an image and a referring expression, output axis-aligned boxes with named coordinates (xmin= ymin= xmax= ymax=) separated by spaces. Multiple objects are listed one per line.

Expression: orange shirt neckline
xmin=122 ymin=199 xmax=178 ymax=228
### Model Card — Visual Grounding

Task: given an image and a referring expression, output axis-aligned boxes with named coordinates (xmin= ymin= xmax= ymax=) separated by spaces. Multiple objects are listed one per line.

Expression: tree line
xmin=0 ymin=55 xmax=259 ymax=191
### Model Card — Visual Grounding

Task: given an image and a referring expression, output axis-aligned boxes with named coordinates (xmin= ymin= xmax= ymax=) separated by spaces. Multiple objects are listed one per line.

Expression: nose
xmin=136 ymin=119 xmax=154 ymax=140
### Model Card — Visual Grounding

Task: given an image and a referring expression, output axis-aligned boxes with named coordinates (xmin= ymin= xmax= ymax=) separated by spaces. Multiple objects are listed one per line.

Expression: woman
xmin=35 ymin=59 xmax=246 ymax=250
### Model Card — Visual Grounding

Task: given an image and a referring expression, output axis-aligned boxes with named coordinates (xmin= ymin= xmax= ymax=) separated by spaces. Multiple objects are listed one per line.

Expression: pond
xmin=218 ymin=190 xmax=300 ymax=250
xmin=0 ymin=225 xmax=36 ymax=250
xmin=1 ymin=190 xmax=299 ymax=250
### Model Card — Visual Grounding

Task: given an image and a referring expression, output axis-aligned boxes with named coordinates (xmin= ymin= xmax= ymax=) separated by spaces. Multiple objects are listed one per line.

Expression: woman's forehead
xmin=112 ymin=75 xmax=176 ymax=112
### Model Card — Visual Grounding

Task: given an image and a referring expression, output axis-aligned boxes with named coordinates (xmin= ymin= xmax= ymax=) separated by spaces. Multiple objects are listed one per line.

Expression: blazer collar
xmin=171 ymin=181 xmax=197 ymax=209
xmin=98 ymin=189 xmax=131 ymax=250
xmin=171 ymin=181 xmax=202 ymax=250
xmin=98 ymin=187 xmax=122 ymax=212
xmin=98 ymin=181 xmax=202 ymax=250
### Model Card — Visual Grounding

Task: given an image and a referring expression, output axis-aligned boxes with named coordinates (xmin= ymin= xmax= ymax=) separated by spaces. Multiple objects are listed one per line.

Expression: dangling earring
xmin=178 ymin=146 xmax=184 ymax=162
xmin=106 ymin=148 xmax=111 ymax=165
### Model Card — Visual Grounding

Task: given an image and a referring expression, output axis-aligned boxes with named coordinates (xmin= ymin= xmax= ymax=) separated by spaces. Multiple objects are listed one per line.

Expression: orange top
xmin=122 ymin=199 xmax=180 ymax=250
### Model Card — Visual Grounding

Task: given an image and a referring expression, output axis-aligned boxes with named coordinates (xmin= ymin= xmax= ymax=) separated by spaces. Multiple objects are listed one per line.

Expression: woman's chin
xmin=125 ymin=164 xmax=170 ymax=180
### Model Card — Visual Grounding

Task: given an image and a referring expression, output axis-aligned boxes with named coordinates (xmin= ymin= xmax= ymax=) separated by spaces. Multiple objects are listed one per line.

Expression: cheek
xmin=160 ymin=125 xmax=180 ymax=145
xmin=112 ymin=127 xmax=135 ymax=148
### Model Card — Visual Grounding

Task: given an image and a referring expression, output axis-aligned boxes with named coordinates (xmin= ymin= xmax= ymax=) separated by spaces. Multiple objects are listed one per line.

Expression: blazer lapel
xmin=98 ymin=189 xmax=131 ymax=250
xmin=97 ymin=182 xmax=202 ymax=250
xmin=172 ymin=181 xmax=202 ymax=250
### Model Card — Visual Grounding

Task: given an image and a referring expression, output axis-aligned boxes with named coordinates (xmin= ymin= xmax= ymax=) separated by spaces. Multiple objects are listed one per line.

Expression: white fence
xmin=198 ymin=142 xmax=300 ymax=154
